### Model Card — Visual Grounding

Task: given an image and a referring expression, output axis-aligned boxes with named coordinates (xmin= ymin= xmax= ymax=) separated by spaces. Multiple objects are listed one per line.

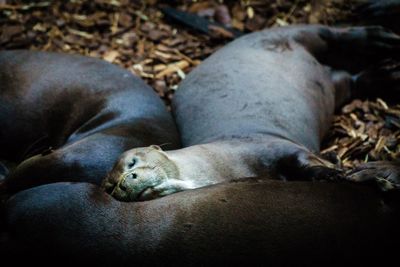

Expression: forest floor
xmin=1 ymin=0 xmax=399 ymax=169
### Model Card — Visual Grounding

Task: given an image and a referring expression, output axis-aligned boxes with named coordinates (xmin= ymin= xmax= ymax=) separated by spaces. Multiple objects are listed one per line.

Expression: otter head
xmin=102 ymin=145 xmax=179 ymax=202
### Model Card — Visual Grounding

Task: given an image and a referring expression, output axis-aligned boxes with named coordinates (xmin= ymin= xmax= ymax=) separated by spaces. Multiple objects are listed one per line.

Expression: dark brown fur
xmin=0 ymin=51 xmax=180 ymax=193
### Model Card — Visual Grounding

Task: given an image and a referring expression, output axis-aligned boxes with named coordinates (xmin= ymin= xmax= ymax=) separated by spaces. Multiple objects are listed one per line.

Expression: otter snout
xmin=102 ymin=174 xmax=133 ymax=201
xmin=102 ymin=167 xmax=159 ymax=201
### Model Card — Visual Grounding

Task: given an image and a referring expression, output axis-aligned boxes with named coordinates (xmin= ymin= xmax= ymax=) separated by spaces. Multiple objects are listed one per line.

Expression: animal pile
xmin=0 ymin=0 xmax=399 ymax=265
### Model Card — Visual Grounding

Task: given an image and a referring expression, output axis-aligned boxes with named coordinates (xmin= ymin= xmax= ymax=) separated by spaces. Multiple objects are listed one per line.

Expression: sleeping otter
xmin=103 ymin=25 xmax=400 ymax=201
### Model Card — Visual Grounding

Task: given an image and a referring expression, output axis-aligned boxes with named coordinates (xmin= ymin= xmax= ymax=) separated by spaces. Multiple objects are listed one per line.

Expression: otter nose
xmin=103 ymin=173 xmax=126 ymax=194
xmin=104 ymin=178 xmax=128 ymax=199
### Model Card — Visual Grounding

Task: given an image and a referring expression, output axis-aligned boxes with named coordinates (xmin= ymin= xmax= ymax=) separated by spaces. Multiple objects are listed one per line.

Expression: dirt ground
xmin=0 ymin=0 xmax=399 ymax=169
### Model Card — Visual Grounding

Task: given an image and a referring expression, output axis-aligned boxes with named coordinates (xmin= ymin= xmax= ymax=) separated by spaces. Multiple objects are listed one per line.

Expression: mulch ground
xmin=1 ymin=0 xmax=399 ymax=169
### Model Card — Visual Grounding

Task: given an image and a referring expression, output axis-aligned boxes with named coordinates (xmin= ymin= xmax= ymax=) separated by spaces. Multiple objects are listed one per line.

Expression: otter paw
xmin=364 ymin=26 xmax=400 ymax=48
xmin=138 ymin=180 xmax=195 ymax=201
xmin=277 ymin=151 xmax=344 ymax=181
xmin=346 ymin=161 xmax=400 ymax=192
xmin=327 ymin=26 xmax=400 ymax=55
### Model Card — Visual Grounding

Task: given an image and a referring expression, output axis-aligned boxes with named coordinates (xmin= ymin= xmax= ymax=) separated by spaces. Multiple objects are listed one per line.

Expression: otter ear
xmin=150 ymin=145 xmax=162 ymax=151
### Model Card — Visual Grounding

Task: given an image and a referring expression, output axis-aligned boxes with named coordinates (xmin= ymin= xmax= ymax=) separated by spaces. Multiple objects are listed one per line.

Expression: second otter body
xmin=104 ymin=25 xmax=400 ymax=201
xmin=0 ymin=51 xmax=180 ymax=193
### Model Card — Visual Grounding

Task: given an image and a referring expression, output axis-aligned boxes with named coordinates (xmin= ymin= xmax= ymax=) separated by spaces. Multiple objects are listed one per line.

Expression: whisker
xmin=110 ymin=175 xmax=127 ymax=196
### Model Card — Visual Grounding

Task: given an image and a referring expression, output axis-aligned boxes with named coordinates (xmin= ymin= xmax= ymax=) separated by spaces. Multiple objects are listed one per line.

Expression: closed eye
xmin=128 ymin=158 xmax=137 ymax=169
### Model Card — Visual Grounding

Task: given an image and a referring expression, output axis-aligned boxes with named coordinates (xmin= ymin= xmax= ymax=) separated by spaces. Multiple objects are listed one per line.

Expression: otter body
xmin=4 ymin=180 xmax=400 ymax=265
xmin=105 ymin=25 xmax=400 ymax=201
xmin=0 ymin=51 xmax=180 ymax=193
